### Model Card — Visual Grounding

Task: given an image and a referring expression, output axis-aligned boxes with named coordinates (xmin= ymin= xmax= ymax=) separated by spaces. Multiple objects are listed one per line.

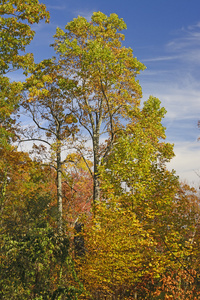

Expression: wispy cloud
xmin=139 ymin=21 xmax=200 ymax=186
xmin=141 ymin=20 xmax=200 ymax=120
xmin=187 ymin=22 xmax=200 ymax=31
xmin=167 ymin=141 xmax=200 ymax=187
xmin=181 ymin=49 xmax=200 ymax=65
xmin=142 ymin=80 xmax=200 ymax=121
xmin=72 ymin=9 xmax=94 ymax=21
xmin=31 ymin=19 xmax=57 ymax=31
xmin=142 ymin=55 xmax=179 ymax=62
xmin=143 ymin=21 xmax=200 ymax=65
xmin=167 ymin=21 xmax=200 ymax=52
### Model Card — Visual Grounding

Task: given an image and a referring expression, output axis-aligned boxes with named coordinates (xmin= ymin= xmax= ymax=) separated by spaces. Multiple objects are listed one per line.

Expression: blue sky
xmin=17 ymin=0 xmax=200 ymax=186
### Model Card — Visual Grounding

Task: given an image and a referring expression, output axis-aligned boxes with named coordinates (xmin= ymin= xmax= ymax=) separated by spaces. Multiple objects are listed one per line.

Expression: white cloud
xmin=141 ymin=77 xmax=200 ymax=121
xmin=142 ymin=21 xmax=200 ymax=66
xmin=72 ymin=9 xmax=94 ymax=21
xmin=142 ymin=55 xmax=179 ymax=62
xmin=158 ymin=89 xmax=200 ymax=121
xmin=188 ymin=22 xmax=200 ymax=30
xmin=167 ymin=141 xmax=200 ymax=187
xmin=181 ymin=49 xmax=200 ymax=65
xmin=167 ymin=21 xmax=200 ymax=52
xmin=138 ymin=21 xmax=200 ymax=186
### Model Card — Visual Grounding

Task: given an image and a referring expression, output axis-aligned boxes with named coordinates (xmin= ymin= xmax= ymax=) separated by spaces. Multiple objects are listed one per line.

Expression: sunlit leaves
xmin=23 ymin=59 xmax=78 ymax=141
xmin=1 ymin=6 xmax=199 ymax=298
xmin=0 ymin=146 xmax=83 ymax=299
xmin=53 ymin=11 xmax=145 ymax=127
xmin=0 ymin=0 xmax=50 ymax=148
xmin=78 ymin=95 xmax=200 ymax=298
xmin=52 ymin=12 xmax=146 ymax=204
xmin=79 ymin=204 xmax=160 ymax=297
xmin=0 ymin=0 xmax=49 ymax=73
xmin=0 ymin=76 xmax=22 ymax=146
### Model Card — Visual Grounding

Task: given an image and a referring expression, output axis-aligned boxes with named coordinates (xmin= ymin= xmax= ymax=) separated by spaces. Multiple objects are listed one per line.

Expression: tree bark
xmin=57 ymin=141 xmax=63 ymax=233
xmin=93 ymin=165 xmax=100 ymax=203
xmin=93 ymin=132 xmax=100 ymax=205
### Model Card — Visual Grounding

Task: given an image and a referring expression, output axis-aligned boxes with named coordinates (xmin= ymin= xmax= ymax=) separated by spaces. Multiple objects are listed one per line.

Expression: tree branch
xmin=18 ymin=138 xmax=52 ymax=147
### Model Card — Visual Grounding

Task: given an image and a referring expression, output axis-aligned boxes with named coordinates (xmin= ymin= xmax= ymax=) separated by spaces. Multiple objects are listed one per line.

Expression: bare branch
xmin=72 ymin=146 xmax=93 ymax=178
xmin=18 ymin=138 xmax=52 ymax=147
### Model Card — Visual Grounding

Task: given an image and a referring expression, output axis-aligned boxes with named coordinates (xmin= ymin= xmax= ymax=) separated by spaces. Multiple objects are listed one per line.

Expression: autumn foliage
xmin=0 ymin=4 xmax=200 ymax=300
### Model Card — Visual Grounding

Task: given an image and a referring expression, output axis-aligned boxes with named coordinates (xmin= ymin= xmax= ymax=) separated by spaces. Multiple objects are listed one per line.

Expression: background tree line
xmin=0 ymin=1 xmax=199 ymax=299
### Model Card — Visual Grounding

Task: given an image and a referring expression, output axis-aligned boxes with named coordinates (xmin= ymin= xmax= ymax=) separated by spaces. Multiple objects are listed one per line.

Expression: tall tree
xmin=76 ymin=97 xmax=200 ymax=299
xmin=22 ymin=59 xmax=78 ymax=232
xmin=53 ymin=12 xmax=146 ymax=205
xmin=76 ymin=97 xmax=171 ymax=296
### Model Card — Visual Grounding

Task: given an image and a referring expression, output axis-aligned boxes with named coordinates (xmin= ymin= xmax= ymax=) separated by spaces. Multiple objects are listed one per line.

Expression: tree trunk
xmin=93 ymin=166 xmax=100 ymax=203
xmin=57 ymin=141 xmax=62 ymax=233
xmin=93 ymin=133 xmax=100 ymax=205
